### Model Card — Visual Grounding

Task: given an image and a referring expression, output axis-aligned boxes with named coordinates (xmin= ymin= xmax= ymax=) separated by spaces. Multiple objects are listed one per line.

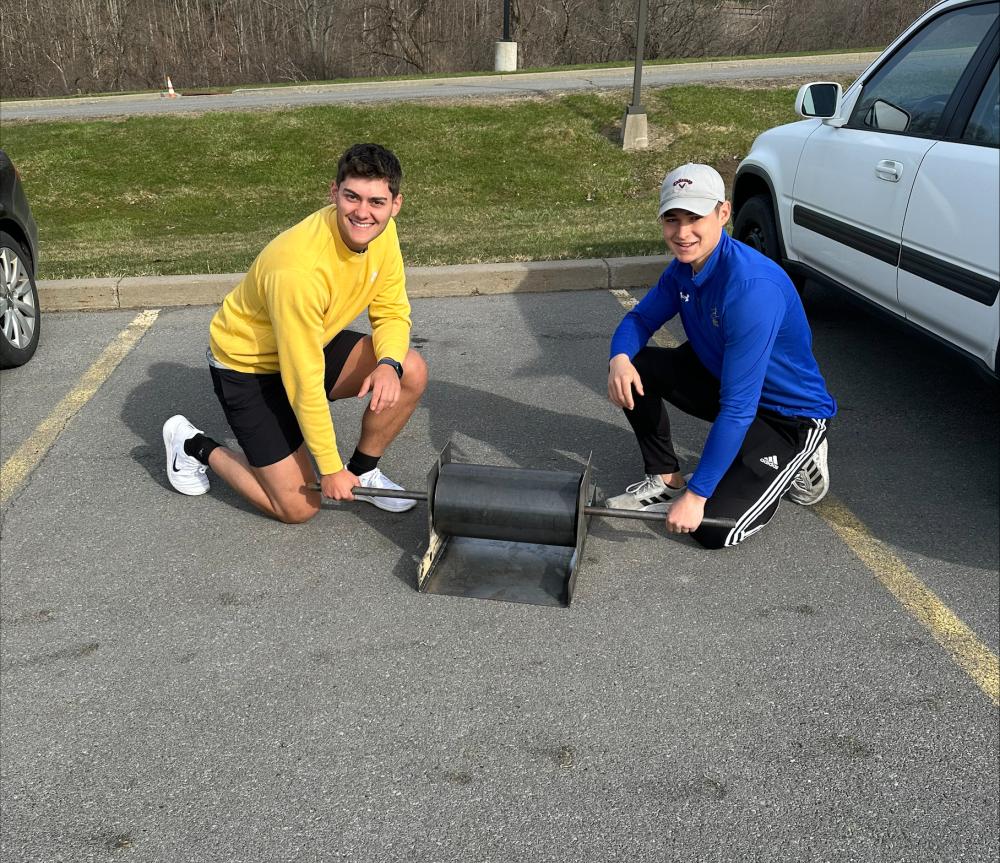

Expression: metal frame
xmin=417 ymin=444 xmax=595 ymax=608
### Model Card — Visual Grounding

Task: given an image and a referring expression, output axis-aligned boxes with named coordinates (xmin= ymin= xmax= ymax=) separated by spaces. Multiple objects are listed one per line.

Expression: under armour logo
xmin=680 ymin=291 xmax=690 ymax=302
xmin=760 ymin=455 xmax=779 ymax=470
xmin=673 ymin=178 xmax=693 ymax=189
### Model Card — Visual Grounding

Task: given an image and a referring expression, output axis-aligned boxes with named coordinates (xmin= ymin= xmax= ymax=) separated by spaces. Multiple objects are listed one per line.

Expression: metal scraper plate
xmin=420 ymin=536 xmax=577 ymax=607
xmin=416 ymin=443 xmax=594 ymax=607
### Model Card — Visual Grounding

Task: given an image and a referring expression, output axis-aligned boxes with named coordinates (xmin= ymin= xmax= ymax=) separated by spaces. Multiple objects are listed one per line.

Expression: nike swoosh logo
xmin=172 ymin=454 xmax=181 ymax=472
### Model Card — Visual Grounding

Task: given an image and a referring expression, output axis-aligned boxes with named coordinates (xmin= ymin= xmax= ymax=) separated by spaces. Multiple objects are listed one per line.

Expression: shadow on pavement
xmin=802 ymin=283 xmax=999 ymax=572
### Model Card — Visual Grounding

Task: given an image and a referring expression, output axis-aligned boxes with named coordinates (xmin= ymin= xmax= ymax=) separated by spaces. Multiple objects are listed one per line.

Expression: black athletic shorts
xmin=209 ymin=329 xmax=365 ymax=468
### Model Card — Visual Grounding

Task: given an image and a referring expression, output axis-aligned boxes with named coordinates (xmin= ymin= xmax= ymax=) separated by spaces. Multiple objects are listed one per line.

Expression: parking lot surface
xmin=1 ymin=286 xmax=997 ymax=862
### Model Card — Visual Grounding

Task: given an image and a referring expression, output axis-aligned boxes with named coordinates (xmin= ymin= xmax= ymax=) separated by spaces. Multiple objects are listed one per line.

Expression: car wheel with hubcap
xmin=0 ymin=230 xmax=40 ymax=368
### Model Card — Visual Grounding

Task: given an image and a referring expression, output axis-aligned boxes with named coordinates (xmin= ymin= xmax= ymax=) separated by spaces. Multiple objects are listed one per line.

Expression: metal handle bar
xmin=308 ymin=483 xmax=737 ymax=530
xmin=584 ymin=505 xmax=736 ymax=530
xmin=307 ymin=482 xmax=427 ymax=500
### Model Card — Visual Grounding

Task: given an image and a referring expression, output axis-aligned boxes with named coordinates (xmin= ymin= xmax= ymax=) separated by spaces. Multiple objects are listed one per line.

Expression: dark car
xmin=0 ymin=149 xmax=40 ymax=368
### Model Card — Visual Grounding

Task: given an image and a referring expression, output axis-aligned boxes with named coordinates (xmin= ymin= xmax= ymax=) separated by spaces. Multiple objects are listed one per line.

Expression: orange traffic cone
xmin=162 ymin=76 xmax=179 ymax=98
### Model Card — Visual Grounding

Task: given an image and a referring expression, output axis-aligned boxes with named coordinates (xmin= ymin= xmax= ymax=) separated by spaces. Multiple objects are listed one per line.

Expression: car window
xmin=849 ymin=3 xmax=997 ymax=136
xmin=964 ymin=61 xmax=999 ymax=146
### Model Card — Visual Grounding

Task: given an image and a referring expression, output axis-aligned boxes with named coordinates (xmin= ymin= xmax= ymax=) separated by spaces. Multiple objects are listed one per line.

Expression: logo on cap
xmin=673 ymin=178 xmax=693 ymax=189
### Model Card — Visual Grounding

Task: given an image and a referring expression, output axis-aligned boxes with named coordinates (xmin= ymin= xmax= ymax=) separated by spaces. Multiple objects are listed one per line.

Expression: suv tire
xmin=733 ymin=194 xmax=781 ymax=260
xmin=0 ymin=230 xmax=41 ymax=369
xmin=733 ymin=194 xmax=804 ymax=294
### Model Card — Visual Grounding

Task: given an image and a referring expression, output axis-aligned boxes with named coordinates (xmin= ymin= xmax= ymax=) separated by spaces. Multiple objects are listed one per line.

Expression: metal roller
xmin=312 ymin=442 xmax=737 ymax=607
xmin=432 ymin=463 xmax=581 ymax=547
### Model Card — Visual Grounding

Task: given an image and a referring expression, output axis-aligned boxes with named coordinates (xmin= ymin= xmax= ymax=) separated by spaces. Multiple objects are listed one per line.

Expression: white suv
xmin=732 ymin=0 xmax=999 ymax=377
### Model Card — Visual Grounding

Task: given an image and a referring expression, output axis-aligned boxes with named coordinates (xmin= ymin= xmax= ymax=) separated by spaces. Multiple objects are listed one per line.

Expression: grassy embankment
xmin=2 ymin=82 xmax=830 ymax=280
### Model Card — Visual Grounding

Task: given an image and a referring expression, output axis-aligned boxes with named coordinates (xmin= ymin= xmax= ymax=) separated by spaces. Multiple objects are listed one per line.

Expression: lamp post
xmin=495 ymin=0 xmax=517 ymax=72
xmin=621 ymin=0 xmax=649 ymax=150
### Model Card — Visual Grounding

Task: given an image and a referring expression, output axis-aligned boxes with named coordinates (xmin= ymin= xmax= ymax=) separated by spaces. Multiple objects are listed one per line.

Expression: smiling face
xmin=661 ymin=201 xmax=732 ymax=272
xmin=331 ymin=176 xmax=402 ymax=252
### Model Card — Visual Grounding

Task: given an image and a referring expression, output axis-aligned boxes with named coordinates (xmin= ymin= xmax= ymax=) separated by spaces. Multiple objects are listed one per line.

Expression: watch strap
xmin=377 ymin=357 xmax=404 ymax=379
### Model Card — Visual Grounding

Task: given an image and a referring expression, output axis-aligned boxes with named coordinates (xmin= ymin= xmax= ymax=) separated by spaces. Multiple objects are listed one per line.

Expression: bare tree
xmin=0 ymin=0 xmax=936 ymax=99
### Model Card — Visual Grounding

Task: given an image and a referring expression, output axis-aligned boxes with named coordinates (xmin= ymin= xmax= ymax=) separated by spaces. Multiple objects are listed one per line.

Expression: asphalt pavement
xmin=1 ymin=53 xmax=879 ymax=122
xmin=1 ymin=281 xmax=997 ymax=863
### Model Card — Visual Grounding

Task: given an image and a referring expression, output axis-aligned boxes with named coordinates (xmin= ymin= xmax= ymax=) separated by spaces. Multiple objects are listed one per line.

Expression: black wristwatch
xmin=377 ymin=357 xmax=403 ymax=379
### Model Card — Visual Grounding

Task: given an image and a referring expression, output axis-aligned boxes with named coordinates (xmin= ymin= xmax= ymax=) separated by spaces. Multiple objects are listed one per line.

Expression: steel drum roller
xmin=432 ymin=462 xmax=581 ymax=547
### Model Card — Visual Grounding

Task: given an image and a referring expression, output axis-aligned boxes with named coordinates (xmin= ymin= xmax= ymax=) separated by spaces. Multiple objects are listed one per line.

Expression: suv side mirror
xmin=865 ymin=98 xmax=911 ymax=132
xmin=795 ymin=82 xmax=843 ymax=122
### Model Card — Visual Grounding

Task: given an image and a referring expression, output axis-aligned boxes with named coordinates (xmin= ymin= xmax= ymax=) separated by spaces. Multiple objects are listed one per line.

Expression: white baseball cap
xmin=658 ymin=163 xmax=726 ymax=217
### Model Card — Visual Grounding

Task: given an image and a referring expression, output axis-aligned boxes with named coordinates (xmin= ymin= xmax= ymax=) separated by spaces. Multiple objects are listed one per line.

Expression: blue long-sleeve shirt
xmin=610 ymin=231 xmax=836 ymax=498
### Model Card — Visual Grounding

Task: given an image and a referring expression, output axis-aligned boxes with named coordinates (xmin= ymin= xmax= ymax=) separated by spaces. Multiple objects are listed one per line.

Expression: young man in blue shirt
xmin=607 ymin=164 xmax=836 ymax=549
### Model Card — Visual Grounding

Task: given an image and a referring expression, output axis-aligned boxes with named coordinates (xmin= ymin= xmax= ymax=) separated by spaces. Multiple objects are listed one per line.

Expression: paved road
xmin=1 ymin=283 xmax=997 ymax=862
xmin=1 ymin=53 xmax=878 ymax=121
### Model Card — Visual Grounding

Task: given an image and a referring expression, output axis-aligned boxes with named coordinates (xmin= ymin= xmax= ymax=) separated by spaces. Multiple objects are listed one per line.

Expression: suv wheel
xmin=734 ymin=194 xmax=781 ymax=260
xmin=733 ymin=194 xmax=804 ymax=294
xmin=0 ymin=230 xmax=41 ymax=368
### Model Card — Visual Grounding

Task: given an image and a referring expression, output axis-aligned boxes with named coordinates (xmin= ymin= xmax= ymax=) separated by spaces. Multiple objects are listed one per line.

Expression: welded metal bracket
xmin=565 ymin=454 xmax=595 ymax=606
xmin=417 ymin=441 xmax=451 ymax=594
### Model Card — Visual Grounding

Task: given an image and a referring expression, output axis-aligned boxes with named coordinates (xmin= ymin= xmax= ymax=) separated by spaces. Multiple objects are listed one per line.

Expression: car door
xmin=790 ymin=1 xmax=997 ymax=313
xmin=898 ymin=53 xmax=1000 ymax=373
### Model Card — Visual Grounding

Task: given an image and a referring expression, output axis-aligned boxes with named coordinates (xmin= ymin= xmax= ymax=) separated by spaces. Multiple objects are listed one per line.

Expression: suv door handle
xmin=875 ymin=160 xmax=904 ymax=182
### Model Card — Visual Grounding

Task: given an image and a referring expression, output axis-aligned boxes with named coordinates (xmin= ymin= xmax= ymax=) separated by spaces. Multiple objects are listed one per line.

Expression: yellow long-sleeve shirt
xmin=209 ymin=205 xmax=411 ymax=475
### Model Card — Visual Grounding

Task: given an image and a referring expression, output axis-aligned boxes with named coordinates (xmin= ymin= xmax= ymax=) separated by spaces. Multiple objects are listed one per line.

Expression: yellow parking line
xmin=0 ymin=308 xmax=159 ymax=506
xmin=609 ymin=289 xmax=679 ymax=348
xmin=608 ymin=288 xmax=999 ymax=705
xmin=817 ymin=497 xmax=999 ymax=705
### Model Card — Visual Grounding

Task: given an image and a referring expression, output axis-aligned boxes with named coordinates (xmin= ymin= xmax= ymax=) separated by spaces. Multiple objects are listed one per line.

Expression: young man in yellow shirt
xmin=162 ymin=143 xmax=427 ymax=523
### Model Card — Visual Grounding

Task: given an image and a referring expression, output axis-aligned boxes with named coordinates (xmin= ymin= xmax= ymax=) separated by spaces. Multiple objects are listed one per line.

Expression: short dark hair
xmin=336 ymin=143 xmax=402 ymax=197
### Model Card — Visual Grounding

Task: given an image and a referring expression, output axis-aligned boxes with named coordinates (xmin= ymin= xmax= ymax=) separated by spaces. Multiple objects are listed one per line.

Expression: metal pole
xmin=628 ymin=0 xmax=648 ymax=113
xmin=503 ymin=0 xmax=511 ymax=41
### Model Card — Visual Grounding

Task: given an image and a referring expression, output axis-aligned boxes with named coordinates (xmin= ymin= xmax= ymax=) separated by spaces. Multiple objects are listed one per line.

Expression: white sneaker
xmin=163 ymin=414 xmax=210 ymax=496
xmin=605 ymin=473 xmax=687 ymax=512
xmin=354 ymin=467 xmax=416 ymax=513
xmin=788 ymin=439 xmax=829 ymax=506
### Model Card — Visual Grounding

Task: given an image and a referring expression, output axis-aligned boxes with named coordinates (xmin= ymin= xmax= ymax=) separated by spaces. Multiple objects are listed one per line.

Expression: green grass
xmin=2 ymin=83 xmax=823 ymax=279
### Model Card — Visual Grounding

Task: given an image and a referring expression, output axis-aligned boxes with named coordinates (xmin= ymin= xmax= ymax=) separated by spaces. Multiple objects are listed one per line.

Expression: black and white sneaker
xmin=606 ymin=474 xmax=687 ymax=512
xmin=788 ymin=439 xmax=829 ymax=506
xmin=163 ymin=414 xmax=210 ymax=496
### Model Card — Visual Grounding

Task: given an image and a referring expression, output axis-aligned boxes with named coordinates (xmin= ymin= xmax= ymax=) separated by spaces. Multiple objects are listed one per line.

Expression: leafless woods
xmin=2 ymin=0 xmax=933 ymax=99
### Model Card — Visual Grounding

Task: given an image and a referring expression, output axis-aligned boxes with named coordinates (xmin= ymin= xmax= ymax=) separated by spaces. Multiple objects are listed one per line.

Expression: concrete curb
xmin=37 ymin=255 xmax=671 ymax=312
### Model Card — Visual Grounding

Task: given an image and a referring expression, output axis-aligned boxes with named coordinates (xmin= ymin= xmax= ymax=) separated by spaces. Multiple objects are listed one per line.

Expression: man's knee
xmin=631 ymin=346 xmax=658 ymax=377
xmin=692 ymin=525 xmax=732 ymax=550
xmin=274 ymin=504 xmax=319 ymax=525
xmin=270 ymin=490 xmax=321 ymax=525
xmin=402 ymin=349 xmax=428 ymax=397
xmin=632 ymin=345 xmax=676 ymax=376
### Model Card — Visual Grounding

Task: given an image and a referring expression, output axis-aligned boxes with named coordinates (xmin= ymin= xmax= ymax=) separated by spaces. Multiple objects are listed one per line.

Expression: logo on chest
xmin=679 ymin=291 xmax=690 ymax=303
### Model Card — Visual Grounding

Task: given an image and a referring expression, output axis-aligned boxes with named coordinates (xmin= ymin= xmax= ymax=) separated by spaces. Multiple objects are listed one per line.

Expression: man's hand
xmin=608 ymin=353 xmax=644 ymax=410
xmin=321 ymin=468 xmax=360 ymax=501
xmin=358 ymin=362 xmax=401 ymax=413
xmin=666 ymin=490 xmax=706 ymax=535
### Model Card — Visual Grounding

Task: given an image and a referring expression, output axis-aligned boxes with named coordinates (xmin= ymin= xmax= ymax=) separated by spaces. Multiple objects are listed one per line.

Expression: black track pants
xmin=623 ymin=343 xmax=828 ymax=549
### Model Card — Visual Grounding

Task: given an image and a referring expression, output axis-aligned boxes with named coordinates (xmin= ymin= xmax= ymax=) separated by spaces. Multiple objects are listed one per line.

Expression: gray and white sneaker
xmin=163 ymin=414 xmax=210 ymax=496
xmin=354 ymin=467 xmax=417 ymax=513
xmin=787 ymin=439 xmax=829 ymax=506
xmin=606 ymin=473 xmax=687 ymax=512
